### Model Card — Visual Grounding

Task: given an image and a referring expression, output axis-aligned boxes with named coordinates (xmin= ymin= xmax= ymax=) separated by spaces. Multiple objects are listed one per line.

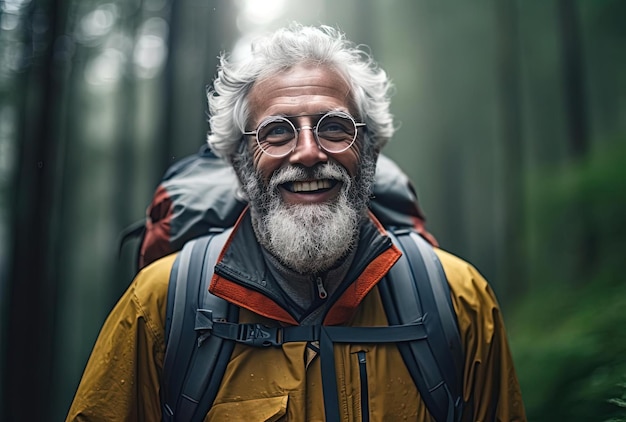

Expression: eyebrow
xmin=276 ymin=109 xmax=348 ymax=119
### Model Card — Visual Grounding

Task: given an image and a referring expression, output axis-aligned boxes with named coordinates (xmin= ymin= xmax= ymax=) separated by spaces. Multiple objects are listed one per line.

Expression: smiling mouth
xmin=282 ymin=179 xmax=338 ymax=193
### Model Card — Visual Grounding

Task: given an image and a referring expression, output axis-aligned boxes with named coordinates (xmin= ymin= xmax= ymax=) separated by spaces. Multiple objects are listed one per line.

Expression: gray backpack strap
xmin=161 ymin=229 xmax=237 ymax=422
xmin=160 ymin=226 xmax=463 ymax=422
xmin=382 ymin=228 xmax=464 ymax=422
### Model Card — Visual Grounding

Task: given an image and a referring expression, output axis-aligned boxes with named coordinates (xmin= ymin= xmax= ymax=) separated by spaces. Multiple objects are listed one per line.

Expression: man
xmin=67 ymin=24 xmax=526 ymax=421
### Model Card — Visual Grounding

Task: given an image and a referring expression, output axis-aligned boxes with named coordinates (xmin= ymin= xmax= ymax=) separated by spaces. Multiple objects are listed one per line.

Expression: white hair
xmin=207 ymin=23 xmax=395 ymax=160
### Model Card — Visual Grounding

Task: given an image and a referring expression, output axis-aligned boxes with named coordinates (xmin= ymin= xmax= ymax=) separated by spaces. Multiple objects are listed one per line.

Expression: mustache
xmin=268 ymin=162 xmax=351 ymax=190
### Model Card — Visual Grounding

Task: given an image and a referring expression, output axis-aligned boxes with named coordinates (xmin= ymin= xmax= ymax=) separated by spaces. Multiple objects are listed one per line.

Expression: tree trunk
xmin=2 ymin=0 xmax=69 ymax=419
xmin=558 ymin=0 xmax=589 ymax=159
xmin=557 ymin=0 xmax=595 ymax=282
xmin=495 ymin=0 xmax=525 ymax=302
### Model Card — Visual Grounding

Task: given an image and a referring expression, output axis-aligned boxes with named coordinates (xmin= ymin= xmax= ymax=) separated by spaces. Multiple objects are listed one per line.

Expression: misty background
xmin=1 ymin=0 xmax=625 ymax=420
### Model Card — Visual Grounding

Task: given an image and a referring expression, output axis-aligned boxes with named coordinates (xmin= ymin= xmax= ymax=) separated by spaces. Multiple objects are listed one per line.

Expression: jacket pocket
xmin=206 ymin=395 xmax=288 ymax=422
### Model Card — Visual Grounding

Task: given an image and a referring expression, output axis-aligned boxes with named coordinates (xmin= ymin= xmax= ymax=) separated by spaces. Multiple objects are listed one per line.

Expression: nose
xmin=288 ymin=126 xmax=328 ymax=167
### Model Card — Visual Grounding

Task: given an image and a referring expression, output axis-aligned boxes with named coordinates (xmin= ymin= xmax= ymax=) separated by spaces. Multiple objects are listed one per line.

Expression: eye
xmin=317 ymin=116 xmax=354 ymax=141
xmin=320 ymin=121 xmax=346 ymax=133
xmin=258 ymin=119 xmax=295 ymax=144
xmin=267 ymin=125 xmax=292 ymax=136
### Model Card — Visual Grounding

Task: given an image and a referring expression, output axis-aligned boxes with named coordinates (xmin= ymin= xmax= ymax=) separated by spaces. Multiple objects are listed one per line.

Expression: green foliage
xmin=526 ymin=141 xmax=626 ymax=287
xmin=605 ymin=382 xmax=626 ymax=422
xmin=509 ymin=142 xmax=626 ymax=421
xmin=511 ymin=279 xmax=626 ymax=421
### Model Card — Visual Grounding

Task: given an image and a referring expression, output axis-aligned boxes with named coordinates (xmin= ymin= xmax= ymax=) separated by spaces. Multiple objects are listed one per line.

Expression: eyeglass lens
xmin=256 ymin=112 xmax=358 ymax=157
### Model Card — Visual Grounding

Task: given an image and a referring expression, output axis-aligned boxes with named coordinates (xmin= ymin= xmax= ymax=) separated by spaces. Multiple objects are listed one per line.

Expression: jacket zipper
xmin=357 ymin=350 xmax=369 ymax=422
xmin=213 ymin=263 xmax=299 ymax=319
xmin=315 ymin=276 xmax=328 ymax=299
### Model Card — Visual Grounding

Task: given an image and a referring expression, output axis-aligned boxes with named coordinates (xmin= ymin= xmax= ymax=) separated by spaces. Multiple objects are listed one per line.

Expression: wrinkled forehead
xmin=246 ymin=63 xmax=356 ymax=125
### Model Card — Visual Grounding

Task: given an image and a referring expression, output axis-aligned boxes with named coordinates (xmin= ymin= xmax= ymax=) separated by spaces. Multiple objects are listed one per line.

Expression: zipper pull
xmin=316 ymin=277 xmax=328 ymax=299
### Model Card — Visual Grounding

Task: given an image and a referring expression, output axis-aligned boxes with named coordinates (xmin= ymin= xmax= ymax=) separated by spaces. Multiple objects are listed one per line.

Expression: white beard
xmin=260 ymin=167 xmax=359 ymax=274
xmin=234 ymin=155 xmax=376 ymax=274
xmin=233 ymin=151 xmax=376 ymax=274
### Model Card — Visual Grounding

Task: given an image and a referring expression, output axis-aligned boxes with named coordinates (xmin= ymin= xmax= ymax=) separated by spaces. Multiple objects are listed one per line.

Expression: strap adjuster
xmin=237 ymin=324 xmax=283 ymax=347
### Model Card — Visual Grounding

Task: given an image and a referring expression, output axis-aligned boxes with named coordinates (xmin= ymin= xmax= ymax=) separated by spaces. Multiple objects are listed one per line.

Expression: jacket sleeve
xmin=66 ymin=254 xmax=176 ymax=422
xmin=436 ymin=249 xmax=527 ymax=422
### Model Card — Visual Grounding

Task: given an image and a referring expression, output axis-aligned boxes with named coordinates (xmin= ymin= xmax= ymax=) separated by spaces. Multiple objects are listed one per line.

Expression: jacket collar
xmin=209 ymin=208 xmax=401 ymax=325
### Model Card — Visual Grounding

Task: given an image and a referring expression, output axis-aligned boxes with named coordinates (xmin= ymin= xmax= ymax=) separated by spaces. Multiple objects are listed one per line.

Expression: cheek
xmin=336 ymin=147 xmax=361 ymax=178
xmin=252 ymin=147 xmax=283 ymax=182
xmin=250 ymin=140 xmax=363 ymax=180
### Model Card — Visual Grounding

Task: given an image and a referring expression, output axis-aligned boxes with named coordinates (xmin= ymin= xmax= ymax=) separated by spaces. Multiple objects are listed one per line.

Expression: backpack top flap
xmin=140 ymin=146 xmax=246 ymax=268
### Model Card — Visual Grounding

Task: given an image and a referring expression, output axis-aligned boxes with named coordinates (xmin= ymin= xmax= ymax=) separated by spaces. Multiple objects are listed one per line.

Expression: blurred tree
xmin=495 ymin=0 xmax=526 ymax=298
xmin=2 ymin=0 xmax=238 ymax=419
xmin=2 ymin=0 xmax=72 ymax=419
xmin=162 ymin=0 xmax=236 ymax=169
xmin=557 ymin=0 xmax=596 ymax=282
xmin=558 ymin=0 xmax=589 ymax=159
xmin=113 ymin=0 xmax=144 ymax=292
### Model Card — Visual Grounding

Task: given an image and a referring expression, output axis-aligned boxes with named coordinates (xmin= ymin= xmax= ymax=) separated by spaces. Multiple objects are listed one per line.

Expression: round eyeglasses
xmin=243 ymin=111 xmax=366 ymax=158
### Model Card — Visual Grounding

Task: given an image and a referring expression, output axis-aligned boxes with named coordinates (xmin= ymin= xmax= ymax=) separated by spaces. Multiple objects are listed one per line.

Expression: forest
xmin=1 ymin=0 xmax=625 ymax=420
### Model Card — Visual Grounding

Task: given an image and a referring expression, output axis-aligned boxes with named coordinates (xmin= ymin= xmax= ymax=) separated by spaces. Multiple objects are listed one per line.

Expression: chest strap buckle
xmin=237 ymin=323 xmax=283 ymax=347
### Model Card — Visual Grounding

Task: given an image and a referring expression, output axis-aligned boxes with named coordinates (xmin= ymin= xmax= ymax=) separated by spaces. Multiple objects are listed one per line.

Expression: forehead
xmin=247 ymin=64 xmax=354 ymax=125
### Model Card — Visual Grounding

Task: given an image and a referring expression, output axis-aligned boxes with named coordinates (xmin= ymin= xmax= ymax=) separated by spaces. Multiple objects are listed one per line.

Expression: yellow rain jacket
xmin=67 ymin=212 xmax=526 ymax=421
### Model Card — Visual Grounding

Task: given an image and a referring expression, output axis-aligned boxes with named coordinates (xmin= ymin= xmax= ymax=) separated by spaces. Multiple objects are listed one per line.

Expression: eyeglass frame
xmin=242 ymin=110 xmax=366 ymax=158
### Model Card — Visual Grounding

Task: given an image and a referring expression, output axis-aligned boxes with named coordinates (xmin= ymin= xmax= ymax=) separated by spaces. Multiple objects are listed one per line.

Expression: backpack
xmin=121 ymin=145 xmax=464 ymax=421
xmin=120 ymin=144 xmax=439 ymax=271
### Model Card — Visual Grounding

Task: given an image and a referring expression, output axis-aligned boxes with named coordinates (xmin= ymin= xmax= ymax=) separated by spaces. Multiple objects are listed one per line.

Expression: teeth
xmin=292 ymin=179 xmax=332 ymax=192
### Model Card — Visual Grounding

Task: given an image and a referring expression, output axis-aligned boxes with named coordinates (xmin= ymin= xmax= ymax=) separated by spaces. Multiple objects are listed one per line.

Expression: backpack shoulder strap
xmin=159 ymin=226 xmax=464 ymax=422
xmin=381 ymin=228 xmax=464 ymax=422
xmin=160 ymin=228 xmax=238 ymax=422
